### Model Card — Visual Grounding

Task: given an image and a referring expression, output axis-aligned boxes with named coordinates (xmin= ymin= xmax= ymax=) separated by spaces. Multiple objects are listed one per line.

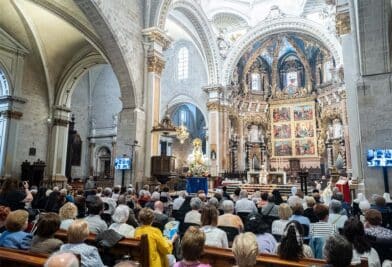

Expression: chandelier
xmin=176 ymin=124 xmax=189 ymax=144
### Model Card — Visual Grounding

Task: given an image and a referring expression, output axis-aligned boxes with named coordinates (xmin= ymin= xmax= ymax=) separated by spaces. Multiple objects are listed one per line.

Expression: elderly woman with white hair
xmin=328 ymin=199 xmax=348 ymax=230
xmin=109 ymin=205 xmax=135 ymax=238
xmin=184 ymin=197 xmax=202 ymax=225
xmin=218 ymin=200 xmax=243 ymax=231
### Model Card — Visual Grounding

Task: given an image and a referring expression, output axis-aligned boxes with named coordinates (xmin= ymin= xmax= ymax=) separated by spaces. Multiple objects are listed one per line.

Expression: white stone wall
xmin=344 ymin=0 xmax=392 ymax=195
xmin=70 ymin=70 xmax=89 ymax=178
xmin=161 ymin=40 xmax=208 ymax=119
xmin=70 ymin=65 xmax=122 ymax=179
xmin=14 ymin=53 xmax=50 ymax=178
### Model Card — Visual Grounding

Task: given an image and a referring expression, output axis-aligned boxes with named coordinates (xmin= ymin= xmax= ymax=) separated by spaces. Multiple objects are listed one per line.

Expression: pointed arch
xmin=155 ymin=0 xmax=221 ymax=84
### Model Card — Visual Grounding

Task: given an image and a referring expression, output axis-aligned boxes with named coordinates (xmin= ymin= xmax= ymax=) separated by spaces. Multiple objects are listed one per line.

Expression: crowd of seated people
xmin=0 ymin=176 xmax=391 ymax=267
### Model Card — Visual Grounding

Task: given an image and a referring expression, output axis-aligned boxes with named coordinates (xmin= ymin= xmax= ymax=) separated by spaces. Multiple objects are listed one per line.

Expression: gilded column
xmin=142 ymin=27 xmax=171 ymax=179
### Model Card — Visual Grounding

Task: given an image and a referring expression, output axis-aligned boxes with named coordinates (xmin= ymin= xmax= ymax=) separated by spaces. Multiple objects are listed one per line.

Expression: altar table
xmin=186 ymin=177 xmax=208 ymax=194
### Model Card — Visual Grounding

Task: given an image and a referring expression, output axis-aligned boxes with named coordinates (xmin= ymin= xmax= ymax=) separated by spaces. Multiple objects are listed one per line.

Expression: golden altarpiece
xmin=209 ymin=34 xmax=350 ymax=184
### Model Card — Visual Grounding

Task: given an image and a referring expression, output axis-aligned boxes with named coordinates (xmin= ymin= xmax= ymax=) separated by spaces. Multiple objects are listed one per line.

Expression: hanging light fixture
xmin=176 ymin=124 xmax=189 ymax=144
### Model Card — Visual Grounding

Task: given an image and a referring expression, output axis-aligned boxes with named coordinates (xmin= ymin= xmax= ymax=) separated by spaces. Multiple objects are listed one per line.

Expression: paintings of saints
xmin=294 ymin=105 xmax=313 ymax=120
xmin=274 ymin=141 xmax=292 ymax=157
xmin=295 ymin=122 xmax=314 ymax=138
xmin=273 ymin=124 xmax=291 ymax=139
xmin=295 ymin=139 xmax=316 ymax=156
xmin=273 ymin=107 xmax=290 ymax=122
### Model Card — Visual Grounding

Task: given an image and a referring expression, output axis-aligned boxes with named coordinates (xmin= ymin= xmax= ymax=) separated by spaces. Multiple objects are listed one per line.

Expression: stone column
xmin=114 ymin=107 xmax=146 ymax=187
xmin=47 ymin=106 xmax=70 ymax=184
xmin=0 ymin=96 xmax=26 ymax=178
xmin=142 ymin=27 xmax=171 ymax=179
xmin=204 ymin=85 xmax=224 ymax=175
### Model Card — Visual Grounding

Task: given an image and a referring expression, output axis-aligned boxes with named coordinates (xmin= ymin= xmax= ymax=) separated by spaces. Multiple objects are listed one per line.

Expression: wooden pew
xmin=200 ymin=246 xmax=369 ymax=267
xmin=0 ymin=247 xmax=48 ymax=267
xmin=55 ymin=230 xmax=149 ymax=267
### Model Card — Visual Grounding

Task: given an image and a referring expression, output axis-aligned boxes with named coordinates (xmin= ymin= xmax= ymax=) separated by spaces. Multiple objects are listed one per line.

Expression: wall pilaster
xmin=0 ymin=96 xmax=25 ymax=178
xmin=142 ymin=27 xmax=171 ymax=180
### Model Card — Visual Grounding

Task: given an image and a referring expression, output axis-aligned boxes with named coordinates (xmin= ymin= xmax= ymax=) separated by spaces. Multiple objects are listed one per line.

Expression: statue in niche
xmin=327 ymin=123 xmax=334 ymax=140
xmin=252 ymin=154 xmax=260 ymax=170
xmin=321 ymin=5 xmax=336 ymax=35
xmin=217 ymin=30 xmax=230 ymax=59
xmin=231 ymin=66 xmax=239 ymax=85
xmin=333 ymin=119 xmax=343 ymax=139
xmin=249 ymin=125 xmax=260 ymax=143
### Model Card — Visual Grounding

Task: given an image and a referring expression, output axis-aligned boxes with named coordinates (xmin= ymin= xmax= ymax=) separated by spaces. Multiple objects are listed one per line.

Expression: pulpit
xmin=151 ymin=156 xmax=176 ymax=184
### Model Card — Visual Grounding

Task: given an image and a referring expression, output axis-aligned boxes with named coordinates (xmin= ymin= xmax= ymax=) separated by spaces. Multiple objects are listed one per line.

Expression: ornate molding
xmin=156 ymin=0 xmax=172 ymax=29
xmin=161 ymin=0 xmax=220 ymax=84
xmin=336 ymin=12 xmax=351 ymax=36
xmin=269 ymin=95 xmax=316 ymax=105
xmin=142 ymin=27 xmax=172 ymax=50
xmin=0 ymin=110 xmax=23 ymax=119
xmin=206 ymin=102 xmax=229 ymax=112
xmin=53 ymin=118 xmax=69 ymax=127
xmin=203 ymin=85 xmax=223 ymax=94
xmin=147 ymin=52 xmax=165 ymax=74
xmin=241 ymin=113 xmax=269 ymax=128
xmin=321 ymin=106 xmax=343 ymax=121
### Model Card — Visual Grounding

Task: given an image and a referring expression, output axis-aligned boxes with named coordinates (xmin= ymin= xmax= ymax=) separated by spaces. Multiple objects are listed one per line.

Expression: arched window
xmin=0 ymin=68 xmax=9 ymax=95
xmin=251 ymin=73 xmax=261 ymax=91
xmin=178 ymin=47 xmax=189 ymax=80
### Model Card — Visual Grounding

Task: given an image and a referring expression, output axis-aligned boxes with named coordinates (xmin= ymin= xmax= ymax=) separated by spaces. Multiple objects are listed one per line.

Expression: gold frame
xmin=271 ymin=101 xmax=318 ymax=158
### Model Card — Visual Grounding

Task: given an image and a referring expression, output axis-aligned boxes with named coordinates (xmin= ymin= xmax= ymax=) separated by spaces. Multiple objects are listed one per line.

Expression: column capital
xmin=142 ymin=27 xmax=172 ymax=50
xmin=203 ymin=84 xmax=224 ymax=101
xmin=147 ymin=51 xmax=165 ymax=74
xmin=203 ymin=84 xmax=224 ymax=93
xmin=0 ymin=95 xmax=27 ymax=120
xmin=51 ymin=105 xmax=71 ymax=127
xmin=0 ymin=110 xmax=23 ymax=119
xmin=335 ymin=1 xmax=350 ymax=36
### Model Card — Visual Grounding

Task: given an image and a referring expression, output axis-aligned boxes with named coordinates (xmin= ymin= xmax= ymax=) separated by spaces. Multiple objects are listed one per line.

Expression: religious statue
xmin=231 ymin=66 xmax=239 ymax=85
xmin=332 ymin=118 xmax=342 ymax=139
xmin=217 ymin=30 xmax=230 ymax=59
xmin=187 ymin=138 xmax=209 ymax=176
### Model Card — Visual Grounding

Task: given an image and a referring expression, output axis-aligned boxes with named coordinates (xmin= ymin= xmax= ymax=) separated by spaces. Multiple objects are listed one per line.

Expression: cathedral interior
xmin=0 ymin=0 xmax=391 ymax=197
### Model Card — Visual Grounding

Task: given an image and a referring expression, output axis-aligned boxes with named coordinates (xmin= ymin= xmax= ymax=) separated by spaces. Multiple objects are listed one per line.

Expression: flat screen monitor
xmin=115 ymin=157 xmax=131 ymax=170
xmin=367 ymin=149 xmax=392 ymax=167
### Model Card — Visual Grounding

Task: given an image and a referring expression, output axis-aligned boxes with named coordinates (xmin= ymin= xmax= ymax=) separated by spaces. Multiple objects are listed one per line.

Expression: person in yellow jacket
xmin=134 ymin=208 xmax=177 ymax=267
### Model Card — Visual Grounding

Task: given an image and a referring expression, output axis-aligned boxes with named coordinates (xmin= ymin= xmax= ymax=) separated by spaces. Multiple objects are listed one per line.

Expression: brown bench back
xmin=55 ymin=230 xmax=149 ymax=266
xmin=200 ymin=246 xmax=369 ymax=267
xmin=0 ymin=247 xmax=48 ymax=267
